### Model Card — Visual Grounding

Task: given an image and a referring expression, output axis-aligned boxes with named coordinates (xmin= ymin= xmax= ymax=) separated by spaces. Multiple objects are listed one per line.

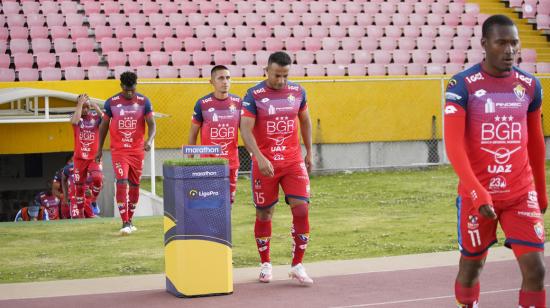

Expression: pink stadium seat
xmin=320 ymin=13 xmax=338 ymax=26
xmin=521 ymin=49 xmax=537 ymax=63
xmin=0 ymin=28 xmax=8 ymax=41
xmin=326 ymin=64 xmax=346 ymax=76
xmin=315 ymin=50 xmax=333 ymax=65
xmin=387 ymin=64 xmax=406 ymax=76
xmin=403 ymin=26 xmax=420 ymax=38
xmin=347 ymin=64 xmax=367 ymax=76
xmin=385 ymin=26 xmax=402 ymax=38
xmin=154 ymin=26 xmax=173 ymax=40
xmin=195 ymin=26 xmax=214 ymax=39
xmin=296 ymin=51 xmax=315 ymax=65
xmin=167 ymin=37 xmax=187 ymax=52
xmin=11 ymin=39 xmax=30 ymax=54
xmin=348 ymin=26 xmax=366 ymax=38
xmin=456 ymin=26 xmax=474 ymax=38
xmin=18 ymin=68 xmax=40 ymax=81
xmin=102 ymin=1 xmax=121 ymax=14
xmin=244 ymin=13 xmax=262 ymax=27
xmin=363 ymin=3 xmax=379 ymax=14
xmin=177 ymin=65 xmax=199 ymax=78
xmin=398 ymin=37 xmax=416 ymax=51
xmin=536 ymin=63 xmax=550 ymax=73
xmin=0 ymin=54 xmax=10 ymax=68
xmin=538 ymin=2 xmax=550 ymax=15
xmin=536 ymin=15 xmax=550 ymax=30
xmin=417 ymin=37 xmax=435 ymax=50
xmin=226 ymin=65 xmax=242 ymax=78
xmin=397 ymin=3 xmax=414 ymax=15
xmin=345 ymin=2 xmax=362 ymax=14
xmin=235 ymin=51 xmax=254 ymax=65
xmin=445 ymin=63 xmax=463 ymax=75
xmin=0 ymin=41 xmax=7 ymax=54
xmin=412 ymin=50 xmax=430 ymax=64
xmin=430 ymin=3 xmax=447 ymax=14
xmin=291 ymin=26 xmax=309 ymax=39
xmin=215 ymin=26 xmax=234 ymax=40
xmin=340 ymin=38 xmax=359 ymax=51
xmin=414 ymin=3 xmax=430 ymax=15
xmin=367 ymin=26 xmax=384 ymax=39
xmin=13 ymin=53 xmax=34 ymax=69
xmin=10 ymin=27 xmax=29 ymax=40
xmin=273 ymin=26 xmax=291 ymax=39
xmin=58 ymin=52 xmax=79 ymax=68
xmin=159 ymin=2 xmax=179 ymax=14
xmin=426 ymin=64 xmax=444 ymax=75
xmin=92 ymin=26 xmax=112 ymax=40
xmin=3 ymin=1 xmax=21 ymax=14
xmin=203 ymin=38 xmax=223 ymax=52
xmin=88 ymin=13 xmax=107 ymax=28
xmin=71 ymin=27 xmax=89 ymax=40
xmin=75 ymin=38 xmax=95 ymax=52
xmin=136 ymin=66 xmax=157 ymax=79
xmin=236 ymin=1 xmax=254 ymax=14
xmin=7 ymin=14 xmax=25 ymax=27
xmin=321 ymin=38 xmax=340 ymax=51
xmin=448 ymin=50 xmax=467 ymax=64
xmin=106 ymin=52 xmax=127 ymax=68
xmin=465 ymin=3 xmax=480 ymax=14
xmin=169 ymin=13 xmax=188 ymax=27
xmin=100 ymin=38 xmax=120 ymax=53
xmin=148 ymin=14 xmax=166 ymax=27
xmin=466 ymin=50 xmax=484 ymax=63
xmin=406 ymin=64 xmax=425 ymax=75
xmin=235 ymin=26 xmax=253 ymax=39
xmin=59 ymin=1 xmax=76 ymax=14
xmin=328 ymin=2 xmax=345 ymax=14
xmin=32 ymin=39 xmax=52 ymax=54
xmin=87 ymin=66 xmax=110 ymax=80
xmin=265 ymin=14 xmax=283 ymax=27
xmin=373 ymin=50 xmax=392 ymax=64
xmin=40 ymin=67 xmax=62 ymax=81
xmin=141 ymin=2 xmax=160 ymax=14
xmin=518 ymin=62 xmax=536 ymax=74
xmin=218 ymin=2 xmax=236 ymax=14
xmin=338 ymin=14 xmax=356 ymax=27
xmin=427 ymin=14 xmax=443 ymax=27
xmin=0 ymin=68 xmax=16 ymax=81
xmin=461 ymin=14 xmax=477 ymax=27
xmin=255 ymin=2 xmax=271 ymax=14
xmin=367 ymin=64 xmax=386 ymax=76
xmin=380 ymin=38 xmax=398 ymax=51
xmin=292 ymin=2 xmax=309 ymax=14
xmin=175 ymin=26 xmax=193 ymax=39
xmin=409 ymin=14 xmax=425 ymax=27
xmin=142 ymin=37 xmax=161 ymax=52
xmin=208 ymin=14 xmax=225 ymax=27
xmin=35 ymin=52 xmax=57 ymax=69
xmin=128 ymin=14 xmax=146 ymax=27
xmin=192 ymin=51 xmax=212 ymax=66
xmin=302 ymin=13 xmax=320 ymax=27
xmin=304 ymin=38 xmax=322 ymax=52
xmin=121 ymin=38 xmax=141 ymax=53
xmin=393 ymin=50 xmax=411 ymax=64
xmin=224 ymin=38 xmax=243 ymax=52
xmin=430 ymin=50 xmax=448 ymax=64
xmin=330 ymin=26 xmax=347 ymax=38
xmin=244 ymin=65 xmax=265 ymax=77
xmin=48 ymin=26 xmax=68 ymax=40
xmin=108 ymin=14 xmax=127 ymax=27
xmin=79 ymin=51 xmax=100 ymax=68
xmin=311 ymin=26 xmax=329 ymax=38
xmin=310 ymin=1 xmax=326 ymax=14
xmin=244 ymin=38 xmax=263 ymax=52
xmin=477 ymin=14 xmax=490 ymax=26
xmin=380 ymin=2 xmax=396 ymax=13
xmin=392 ymin=14 xmax=409 ymax=27
xmin=180 ymin=2 xmax=199 ymax=14
xmin=284 ymin=39 xmax=303 ymax=52
xmin=254 ymin=27 xmax=272 ymax=40
xmin=265 ymin=38 xmax=284 ymax=51
xmin=134 ymin=26 xmax=153 ymax=39
xmin=374 ymin=14 xmax=392 ymax=26
xmin=128 ymin=51 xmax=149 ymax=67
xmin=83 ymin=2 xmax=101 ymax=14
xmin=443 ymin=14 xmax=461 ymax=27
xmin=255 ymin=51 xmax=271 ymax=66
xmin=26 ymin=14 xmax=46 ymax=27
xmin=304 ymin=65 xmax=324 ymax=77
xmin=439 ymin=26 xmax=455 ymax=38
xmin=289 ymin=65 xmax=305 ymax=77
xmin=360 ymin=38 xmax=378 ymax=52
xmin=357 ymin=14 xmax=374 ymax=26
xmin=64 ymin=67 xmax=85 ymax=80
xmin=508 ymin=0 xmax=523 ymax=8
xmin=448 ymin=3 xmax=465 ymax=14
xmin=115 ymin=26 xmax=134 ymax=39
xmin=334 ymin=51 xmax=353 ymax=65
xmin=171 ymin=51 xmax=191 ymax=66
xmin=283 ymin=13 xmax=301 ymax=27
xmin=213 ymin=51 xmax=233 ymax=65
xmin=158 ymin=65 xmax=178 ymax=78
xmin=452 ymin=37 xmax=470 ymax=50
xmin=65 ymin=13 xmax=84 ymax=27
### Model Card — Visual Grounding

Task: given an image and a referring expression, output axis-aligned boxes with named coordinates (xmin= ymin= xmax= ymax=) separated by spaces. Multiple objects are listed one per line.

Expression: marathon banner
xmin=182 ymin=145 xmax=222 ymax=156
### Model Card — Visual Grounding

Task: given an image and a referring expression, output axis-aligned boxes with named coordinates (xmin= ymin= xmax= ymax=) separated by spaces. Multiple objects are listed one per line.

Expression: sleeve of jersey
xmin=242 ymin=90 xmax=257 ymax=118
xmin=102 ymin=99 xmax=112 ymax=121
xmin=144 ymin=99 xmax=154 ymax=119
xmin=528 ymin=78 xmax=543 ymax=113
xmin=527 ymin=110 xmax=547 ymax=211
xmin=444 ymin=77 xmax=492 ymax=209
xmin=300 ymin=87 xmax=308 ymax=111
xmin=191 ymin=100 xmax=203 ymax=125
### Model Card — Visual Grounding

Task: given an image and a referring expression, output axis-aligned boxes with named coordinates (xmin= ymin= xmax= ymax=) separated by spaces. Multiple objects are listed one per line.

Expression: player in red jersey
xmin=240 ymin=52 xmax=313 ymax=284
xmin=35 ymin=180 xmax=61 ymax=220
xmin=71 ymin=94 xmax=103 ymax=218
xmin=444 ymin=15 xmax=546 ymax=308
xmin=96 ymin=71 xmax=156 ymax=235
xmin=188 ymin=65 xmax=242 ymax=204
xmin=52 ymin=155 xmax=73 ymax=218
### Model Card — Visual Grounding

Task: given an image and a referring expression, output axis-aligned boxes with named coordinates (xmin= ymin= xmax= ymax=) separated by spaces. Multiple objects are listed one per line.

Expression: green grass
xmin=1 ymin=165 xmax=549 ymax=283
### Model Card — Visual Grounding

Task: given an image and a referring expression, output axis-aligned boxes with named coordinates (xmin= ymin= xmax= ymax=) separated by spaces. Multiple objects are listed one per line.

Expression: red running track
xmin=1 ymin=257 xmax=549 ymax=308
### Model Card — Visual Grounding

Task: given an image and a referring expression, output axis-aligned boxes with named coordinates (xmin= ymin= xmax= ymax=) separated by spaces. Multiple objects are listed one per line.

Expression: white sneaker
xmin=119 ymin=222 xmax=132 ymax=235
xmin=129 ymin=222 xmax=137 ymax=232
xmin=289 ymin=263 xmax=313 ymax=285
xmin=259 ymin=262 xmax=273 ymax=283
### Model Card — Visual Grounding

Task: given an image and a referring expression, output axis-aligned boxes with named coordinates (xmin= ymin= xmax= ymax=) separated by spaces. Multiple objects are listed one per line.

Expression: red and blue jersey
xmin=445 ymin=64 xmax=543 ymax=201
xmin=242 ymin=81 xmax=308 ymax=164
xmin=103 ymin=93 xmax=154 ymax=153
xmin=63 ymin=163 xmax=76 ymax=191
xmin=35 ymin=191 xmax=61 ymax=220
xmin=72 ymin=111 xmax=101 ymax=160
xmin=192 ymin=93 xmax=242 ymax=169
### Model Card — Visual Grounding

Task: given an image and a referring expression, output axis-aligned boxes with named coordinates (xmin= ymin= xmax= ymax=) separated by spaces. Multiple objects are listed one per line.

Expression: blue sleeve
xmin=14 ymin=210 xmax=22 ymax=222
xmin=192 ymin=100 xmax=203 ymax=123
xmin=144 ymin=98 xmax=153 ymax=116
xmin=445 ymin=75 xmax=468 ymax=110
xmin=528 ymin=78 xmax=543 ymax=113
xmin=300 ymin=87 xmax=307 ymax=110
xmin=43 ymin=210 xmax=49 ymax=221
xmin=242 ymin=89 xmax=257 ymax=115
xmin=104 ymin=99 xmax=112 ymax=118
xmin=63 ymin=165 xmax=70 ymax=177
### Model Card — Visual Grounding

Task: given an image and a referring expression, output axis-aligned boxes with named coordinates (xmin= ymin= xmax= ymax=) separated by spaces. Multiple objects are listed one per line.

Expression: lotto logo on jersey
xmin=267 ymin=117 xmax=295 ymax=134
xmin=118 ymin=117 xmax=137 ymax=130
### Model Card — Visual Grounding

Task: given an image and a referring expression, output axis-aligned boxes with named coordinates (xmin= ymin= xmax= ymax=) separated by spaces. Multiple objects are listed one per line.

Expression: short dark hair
xmin=211 ymin=65 xmax=229 ymax=76
xmin=120 ymin=71 xmax=137 ymax=87
xmin=268 ymin=51 xmax=292 ymax=67
xmin=482 ymin=15 xmax=515 ymax=38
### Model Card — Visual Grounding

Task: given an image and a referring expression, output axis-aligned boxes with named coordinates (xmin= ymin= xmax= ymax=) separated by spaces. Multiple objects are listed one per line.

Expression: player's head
xmin=266 ymin=51 xmax=292 ymax=90
xmin=481 ymin=15 xmax=519 ymax=73
xmin=27 ymin=203 xmax=39 ymax=221
xmin=210 ymin=65 xmax=231 ymax=94
xmin=120 ymin=71 xmax=138 ymax=99
xmin=78 ymin=94 xmax=91 ymax=116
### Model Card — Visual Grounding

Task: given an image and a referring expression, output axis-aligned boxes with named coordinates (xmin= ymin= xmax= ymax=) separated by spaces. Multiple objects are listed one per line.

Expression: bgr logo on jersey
xmin=79 ymin=131 xmax=95 ymax=141
xmin=211 ymin=123 xmax=235 ymax=139
xmin=267 ymin=117 xmax=295 ymax=134
xmin=481 ymin=118 xmax=521 ymax=143
xmin=118 ymin=117 xmax=137 ymax=130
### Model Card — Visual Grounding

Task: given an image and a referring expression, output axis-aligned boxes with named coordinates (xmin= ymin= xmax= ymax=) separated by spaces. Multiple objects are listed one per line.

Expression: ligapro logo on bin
xmin=188 ymin=189 xmax=219 ymax=198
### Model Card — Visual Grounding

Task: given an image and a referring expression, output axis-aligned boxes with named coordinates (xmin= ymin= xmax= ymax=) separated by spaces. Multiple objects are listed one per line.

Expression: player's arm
xmin=14 ymin=209 xmax=22 ymax=222
xmin=298 ymin=106 xmax=313 ymax=173
xmin=144 ymin=99 xmax=156 ymax=152
xmin=240 ymin=117 xmax=273 ymax=177
xmin=527 ymin=79 xmax=547 ymax=213
xmin=444 ymin=78 xmax=495 ymax=219
xmin=91 ymin=100 xmax=104 ymax=119
xmin=43 ymin=209 xmax=49 ymax=221
xmin=70 ymin=94 xmax=87 ymax=125
xmin=188 ymin=100 xmax=203 ymax=145
xmin=96 ymin=100 xmax=111 ymax=162
xmin=61 ymin=170 xmax=69 ymax=204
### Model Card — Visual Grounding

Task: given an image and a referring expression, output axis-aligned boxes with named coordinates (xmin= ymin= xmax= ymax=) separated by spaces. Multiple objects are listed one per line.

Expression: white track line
xmin=330 ymin=284 xmax=550 ymax=308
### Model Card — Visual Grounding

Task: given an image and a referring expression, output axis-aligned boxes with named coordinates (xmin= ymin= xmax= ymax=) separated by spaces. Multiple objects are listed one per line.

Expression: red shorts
xmin=111 ymin=152 xmax=144 ymax=185
xmin=457 ymin=190 xmax=545 ymax=258
xmin=251 ymin=160 xmax=310 ymax=208
xmin=229 ymin=168 xmax=238 ymax=204
xmin=73 ymin=158 xmax=102 ymax=185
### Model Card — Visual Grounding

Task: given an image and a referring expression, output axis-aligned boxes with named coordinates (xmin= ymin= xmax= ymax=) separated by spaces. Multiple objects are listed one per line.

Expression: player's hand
xmin=95 ymin=151 xmax=103 ymax=163
xmin=77 ymin=94 xmax=88 ymax=104
xmin=304 ymin=152 xmax=312 ymax=174
xmin=479 ymin=204 xmax=497 ymax=220
xmin=144 ymin=140 xmax=152 ymax=151
xmin=541 ymin=207 xmax=547 ymax=214
xmin=257 ymin=155 xmax=274 ymax=177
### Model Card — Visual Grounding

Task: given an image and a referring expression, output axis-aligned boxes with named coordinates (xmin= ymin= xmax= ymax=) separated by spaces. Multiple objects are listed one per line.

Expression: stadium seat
xmin=213 ymin=51 xmax=233 ymax=65
xmin=536 ymin=63 xmax=550 ymax=73
xmin=47 ymin=26 xmax=68 ymax=40
xmin=136 ymin=66 xmax=157 ymax=79
xmin=320 ymin=13 xmax=338 ymax=27
xmin=192 ymin=51 xmax=212 ymax=66
xmin=360 ymin=38 xmax=378 ymax=52
xmin=265 ymin=38 xmax=284 ymax=52
xmin=430 ymin=50 xmax=448 ymax=64
xmin=536 ymin=15 xmax=550 ymax=30
xmin=100 ymin=38 xmax=120 ymax=53
xmin=392 ymin=13 xmax=409 ymax=27
xmin=93 ymin=26 xmax=113 ymax=40
xmin=105 ymin=52 xmax=127 ymax=68
xmin=159 ymin=2 xmax=179 ymax=14
xmin=11 ymin=39 xmax=31 ymax=54
xmin=142 ymin=2 xmax=161 ymax=14
xmin=154 ymin=26 xmax=173 ymax=40
xmin=265 ymin=14 xmax=282 ymax=27
xmin=374 ymin=14 xmax=392 ymax=27
xmin=255 ymin=2 xmax=271 ymax=14
xmin=465 ymin=3 xmax=480 ymax=14
xmin=393 ymin=50 xmax=411 ymax=65
xmin=288 ymin=65 xmax=305 ymax=77
xmin=226 ymin=65 xmax=242 ymax=78
xmin=128 ymin=14 xmax=147 ymax=27
xmin=254 ymin=27 xmax=272 ymax=40
xmin=412 ymin=50 xmax=430 ymax=64
xmin=445 ymin=63 xmax=464 ymax=75
xmin=7 ymin=14 xmax=26 ymax=27
xmin=157 ymin=65 xmax=178 ymax=78
xmin=0 ymin=41 xmax=7 ymax=55
xmin=83 ymin=2 xmax=101 ymax=14
xmin=283 ymin=13 xmax=301 ymax=27
xmin=367 ymin=64 xmax=386 ymax=76
xmin=315 ymin=51 xmax=333 ymax=65
xmin=305 ymin=65 xmax=325 ymax=77
xmin=347 ymin=64 xmax=367 ymax=76
xmin=452 ymin=38 xmax=470 ymax=51
xmin=274 ymin=26 xmax=292 ymax=39
xmin=414 ymin=3 xmax=430 ymax=15
xmin=235 ymin=51 xmax=254 ymax=66
xmin=75 ymin=38 xmax=95 ymax=52
xmin=448 ymin=50 xmax=467 ymax=64
xmin=168 ymin=13 xmax=187 ymax=27
xmin=208 ymin=14 xmax=225 ymax=27
xmin=174 ymin=26 xmax=193 ymax=39
xmin=148 ymin=14 xmax=166 ymax=27
xmin=301 ymin=13 xmax=320 ymax=27
xmin=18 ymin=68 xmax=40 ymax=81
xmin=203 ymin=38 xmax=223 ymax=52
xmin=0 ymin=54 xmax=10 ymax=68
xmin=334 ymin=51 xmax=353 ymax=65
xmin=292 ymin=2 xmax=309 ymax=14
xmin=417 ymin=37 xmax=435 ymax=51
xmin=58 ymin=52 xmax=79 ymax=68
xmin=387 ymin=64 xmax=406 ymax=75
xmin=409 ymin=14 xmax=425 ymax=27
xmin=121 ymin=38 xmax=141 ymax=53
xmin=295 ymin=51 xmax=315 ymax=65
xmin=426 ymin=64 xmax=445 ymax=75
xmin=108 ymin=14 xmax=128 ymax=28
xmin=13 ymin=53 xmax=34 ymax=69
xmin=385 ymin=26 xmax=402 ymax=38
xmin=397 ymin=3 xmax=415 ymax=15
xmin=448 ymin=3 xmax=465 ymax=14
xmin=363 ymin=3 xmax=379 ymax=14
xmin=357 ymin=14 xmax=374 ymax=26
xmin=304 ymin=38 xmax=322 ymax=52
xmin=10 ymin=27 xmax=29 ymax=40
xmin=63 ymin=66 xmax=85 ymax=80
xmin=326 ymin=64 xmax=346 ymax=76
xmin=26 ymin=14 xmax=46 ymax=27
xmin=143 ymin=38 xmax=162 ymax=52
xmin=79 ymin=51 xmax=100 ymax=68
xmin=373 ymin=50 xmax=392 ymax=64
xmin=171 ymin=51 xmax=191 ymax=66
xmin=241 ymin=65 xmax=263 ymax=77
xmin=236 ymin=1 xmax=254 ymax=14
xmin=461 ymin=14 xmax=477 ymax=27
xmin=322 ymin=38 xmax=340 ymax=51
xmin=311 ymin=26 xmax=329 ymax=38
xmin=466 ymin=50 xmax=484 ymax=63
xmin=0 ymin=68 xmax=16 ymax=82
xmin=88 ymin=14 xmax=107 ymax=28
xmin=40 ymin=67 xmax=62 ymax=81
xmin=339 ymin=38 xmax=359 ymax=51
xmin=133 ymin=26 xmax=153 ymax=40
xmin=380 ymin=38 xmax=398 ymax=51
xmin=347 ymin=26 xmax=366 ymax=38
xmin=521 ymin=49 xmax=537 ymax=63
xmin=243 ymin=38 xmax=262 ymax=52
xmin=128 ymin=52 xmax=148 ymax=67
xmin=344 ymin=2 xmax=362 ymax=14
xmin=284 ymin=39 xmax=303 ymax=52
xmin=87 ymin=66 xmax=110 ymax=80
xmin=367 ymin=26 xmax=384 ymax=39
xmin=179 ymin=65 xmax=200 ymax=78
xmin=65 ymin=13 xmax=84 ymax=27
xmin=0 ymin=28 xmax=9 ymax=41
xmin=398 ymin=37 xmax=416 ymax=51
xmin=36 ymin=53 xmax=57 ymax=69
xmin=219 ymin=2 xmax=236 ymax=14
xmin=456 ymin=26 xmax=474 ymax=38
xmin=518 ymin=62 xmax=536 ymax=73
xmin=71 ymin=27 xmax=89 ymax=40
xmin=102 ymin=1 xmax=121 ymax=14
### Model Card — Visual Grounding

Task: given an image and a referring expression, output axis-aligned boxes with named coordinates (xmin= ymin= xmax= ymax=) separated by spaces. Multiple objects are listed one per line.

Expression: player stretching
xmin=240 ymin=51 xmax=313 ymax=284
xmin=188 ymin=65 xmax=242 ymax=204
xmin=444 ymin=15 xmax=546 ymax=308
xmin=96 ymin=71 xmax=156 ymax=235
xmin=71 ymin=94 xmax=103 ymax=218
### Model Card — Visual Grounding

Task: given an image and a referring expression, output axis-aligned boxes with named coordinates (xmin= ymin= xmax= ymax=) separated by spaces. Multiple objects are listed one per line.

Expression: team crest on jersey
xmin=447 ymin=79 xmax=457 ymax=88
xmin=513 ymin=84 xmax=525 ymax=101
xmin=534 ymin=222 xmax=544 ymax=240
xmin=287 ymin=94 xmax=296 ymax=105
xmin=467 ymin=215 xmax=479 ymax=230
xmin=254 ymin=179 xmax=261 ymax=189
xmin=229 ymin=104 xmax=236 ymax=113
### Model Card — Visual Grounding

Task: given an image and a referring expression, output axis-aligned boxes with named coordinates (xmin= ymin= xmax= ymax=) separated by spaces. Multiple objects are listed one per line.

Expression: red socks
xmin=519 ymin=290 xmax=546 ymax=308
xmin=455 ymin=281 xmax=479 ymax=308
xmin=291 ymin=203 xmax=310 ymax=266
xmin=128 ymin=185 xmax=140 ymax=221
xmin=116 ymin=182 xmax=128 ymax=222
xmin=255 ymin=218 xmax=272 ymax=263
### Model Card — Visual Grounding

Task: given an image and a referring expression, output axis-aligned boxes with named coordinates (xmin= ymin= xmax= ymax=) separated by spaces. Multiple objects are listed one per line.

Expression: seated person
xmin=14 ymin=203 xmax=49 ymax=222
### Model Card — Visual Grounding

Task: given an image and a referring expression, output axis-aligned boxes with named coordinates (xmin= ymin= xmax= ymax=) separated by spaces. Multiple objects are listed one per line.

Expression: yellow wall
xmin=0 ymin=75 xmax=549 ymax=154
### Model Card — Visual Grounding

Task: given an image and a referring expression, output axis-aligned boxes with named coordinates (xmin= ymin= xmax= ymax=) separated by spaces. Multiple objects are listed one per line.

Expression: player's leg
xmin=252 ymin=161 xmax=280 ymax=283
xmin=455 ymin=196 xmax=498 ymax=307
xmin=500 ymin=192 xmax=546 ymax=308
xmin=281 ymin=162 xmax=313 ymax=285
xmin=88 ymin=161 xmax=103 ymax=201
xmin=127 ymin=154 xmax=144 ymax=231
xmin=112 ymin=154 xmax=131 ymax=234
xmin=229 ymin=168 xmax=238 ymax=205
xmin=72 ymin=158 xmax=89 ymax=217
